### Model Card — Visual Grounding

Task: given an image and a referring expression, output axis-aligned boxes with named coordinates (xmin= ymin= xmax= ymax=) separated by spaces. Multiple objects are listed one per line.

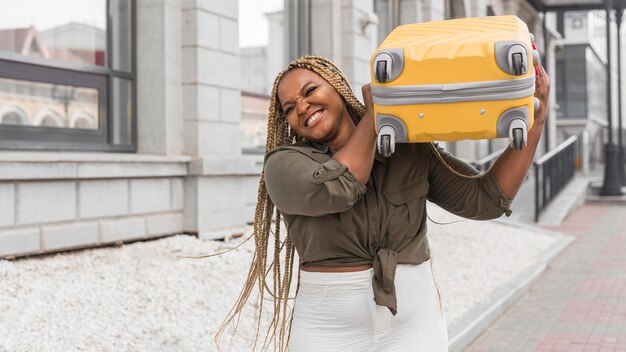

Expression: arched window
xmin=41 ymin=116 xmax=60 ymax=127
xmin=1 ymin=112 xmax=24 ymax=125
xmin=0 ymin=105 xmax=28 ymax=125
xmin=34 ymin=108 xmax=64 ymax=128
xmin=70 ymin=111 xmax=96 ymax=129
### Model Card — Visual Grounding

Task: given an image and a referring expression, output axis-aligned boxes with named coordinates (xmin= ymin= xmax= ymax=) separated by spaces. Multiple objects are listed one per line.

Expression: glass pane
xmin=0 ymin=77 xmax=99 ymax=129
xmin=110 ymin=0 xmax=132 ymax=72
xmin=112 ymin=77 xmax=132 ymax=145
xmin=239 ymin=0 xmax=283 ymax=153
xmin=565 ymin=99 xmax=586 ymax=118
xmin=241 ymin=93 xmax=269 ymax=154
xmin=565 ymin=45 xmax=586 ymax=58
xmin=0 ymin=0 xmax=106 ymax=67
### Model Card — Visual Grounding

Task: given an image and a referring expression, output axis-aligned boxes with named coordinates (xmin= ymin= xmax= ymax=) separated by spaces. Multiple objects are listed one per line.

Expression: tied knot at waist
xmin=372 ymin=248 xmax=399 ymax=316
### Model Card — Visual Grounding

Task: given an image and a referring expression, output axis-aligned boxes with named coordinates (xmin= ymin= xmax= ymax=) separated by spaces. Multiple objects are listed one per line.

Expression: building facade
xmin=553 ymin=9 xmax=626 ymax=171
xmin=2 ymin=0 xmax=608 ymax=258
xmin=0 ymin=0 xmax=260 ymax=258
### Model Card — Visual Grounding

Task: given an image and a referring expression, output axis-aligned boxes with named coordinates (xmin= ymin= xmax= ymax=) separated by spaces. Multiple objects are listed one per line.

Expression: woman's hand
xmin=533 ymin=51 xmax=551 ymax=126
xmin=360 ymin=83 xmax=376 ymax=131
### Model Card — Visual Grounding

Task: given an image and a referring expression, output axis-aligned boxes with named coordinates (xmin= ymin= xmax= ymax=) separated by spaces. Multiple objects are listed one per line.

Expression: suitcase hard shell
xmin=370 ymin=15 xmax=539 ymax=157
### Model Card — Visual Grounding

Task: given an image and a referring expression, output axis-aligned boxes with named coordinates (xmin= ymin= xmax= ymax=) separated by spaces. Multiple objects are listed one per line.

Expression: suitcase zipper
xmin=371 ymin=75 xmax=535 ymax=106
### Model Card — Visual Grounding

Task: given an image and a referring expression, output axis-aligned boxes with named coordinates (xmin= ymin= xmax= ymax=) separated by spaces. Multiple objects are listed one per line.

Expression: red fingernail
xmin=535 ymin=67 xmax=539 ymax=76
xmin=532 ymin=43 xmax=537 ymax=50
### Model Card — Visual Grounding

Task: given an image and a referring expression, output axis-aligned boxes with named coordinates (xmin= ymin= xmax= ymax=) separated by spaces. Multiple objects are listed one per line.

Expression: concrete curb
xmin=447 ymin=224 xmax=575 ymax=352
xmin=537 ymin=176 xmax=591 ymax=226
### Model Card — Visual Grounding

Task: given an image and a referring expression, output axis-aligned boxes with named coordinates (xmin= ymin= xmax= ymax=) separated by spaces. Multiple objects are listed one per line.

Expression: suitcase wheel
xmin=377 ymin=125 xmax=396 ymax=157
xmin=373 ymin=49 xmax=403 ymax=83
xmin=512 ymin=53 xmax=524 ymax=76
xmin=496 ymin=41 xmax=530 ymax=76
xmin=376 ymin=61 xmax=389 ymax=83
xmin=512 ymin=128 xmax=524 ymax=150
xmin=380 ymin=135 xmax=393 ymax=157
xmin=508 ymin=119 xmax=528 ymax=150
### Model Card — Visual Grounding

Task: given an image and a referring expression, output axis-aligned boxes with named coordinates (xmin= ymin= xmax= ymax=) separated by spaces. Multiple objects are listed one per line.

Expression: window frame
xmin=374 ymin=0 xmax=400 ymax=45
xmin=0 ymin=0 xmax=137 ymax=153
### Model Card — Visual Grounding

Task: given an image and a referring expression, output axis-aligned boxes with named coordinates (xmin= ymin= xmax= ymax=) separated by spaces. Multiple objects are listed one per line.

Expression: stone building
xmin=1 ymin=0 xmax=620 ymax=258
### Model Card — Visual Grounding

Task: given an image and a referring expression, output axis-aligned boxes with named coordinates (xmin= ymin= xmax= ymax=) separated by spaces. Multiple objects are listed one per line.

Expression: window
xmin=555 ymin=44 xmax=592 ymax=119
xmin=239 ymin=0 xmax=284 ymax=154
xmin=586 ymin=46 xmax=607 ymax=122
xmin=0 ymin=105 xmax=28 ymax=125
xmin=0 ymin=0 xmax=135 ymax=152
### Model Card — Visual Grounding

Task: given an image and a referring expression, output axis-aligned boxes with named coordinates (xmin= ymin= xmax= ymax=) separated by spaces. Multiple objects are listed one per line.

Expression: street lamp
xmin=600 ymin=0 xmax=624 ymax=195
xmin=51 ymin=84 xmax=76 ymax=127
xmin=616 ymin=1 xmax=625 ymax=185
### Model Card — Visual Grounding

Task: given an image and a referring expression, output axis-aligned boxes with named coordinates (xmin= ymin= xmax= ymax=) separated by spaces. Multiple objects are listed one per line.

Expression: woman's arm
xmin=490 ymin=55 xmax=551 ymax=200
xmin=427 ymin=54 xmax=550 ymax=220
xmin=332 ymin=85 xmax=377 ymax=184
xmin=265 ymin=148 xmax=367 ymax=216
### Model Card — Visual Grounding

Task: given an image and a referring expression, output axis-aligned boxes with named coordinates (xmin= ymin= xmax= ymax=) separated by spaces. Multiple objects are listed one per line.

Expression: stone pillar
xmin=136 ymin=0 xmax=183 ymax=155
xmin=182 ymin=0 xmax=241 ymax=157
xmin=181 ymin=0 xmax=261 ymax=239
xmin=466 ymin=0 xmax=484 ymax=17
xmin=399 ymin=0 xmax=423 ymax=23
xmin=266 ymin=10 xmax=285 ymax=94
xmin=545 ymin=22 xmax=559 ymax=152
xmin=421 ymin=0 xmax=445 ymax=21
xmin=340 ymin=0 xmax=378 ymax=100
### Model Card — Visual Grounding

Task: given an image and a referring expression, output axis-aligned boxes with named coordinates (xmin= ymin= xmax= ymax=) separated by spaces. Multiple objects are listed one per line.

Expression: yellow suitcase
xmin=370 ymin=15 xmax=539 ymax=157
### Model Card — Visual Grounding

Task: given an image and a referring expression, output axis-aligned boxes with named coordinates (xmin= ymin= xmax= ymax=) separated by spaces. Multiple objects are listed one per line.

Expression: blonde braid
xmin=215 ymin=56 xmax=365 ymax=352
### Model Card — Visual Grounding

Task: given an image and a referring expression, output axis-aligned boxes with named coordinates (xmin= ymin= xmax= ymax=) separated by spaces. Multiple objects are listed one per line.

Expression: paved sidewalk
xmin=466 ymin=204 xmax=626 ymax=351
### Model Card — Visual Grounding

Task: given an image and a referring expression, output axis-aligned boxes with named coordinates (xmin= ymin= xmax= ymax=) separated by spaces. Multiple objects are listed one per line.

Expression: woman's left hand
xmin=533 ymin=49 xmax=551 ymax=126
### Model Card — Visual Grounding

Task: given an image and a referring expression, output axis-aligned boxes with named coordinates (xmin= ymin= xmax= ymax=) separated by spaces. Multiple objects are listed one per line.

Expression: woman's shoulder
xmin=264 ymin=141 xmax=330 ymax=165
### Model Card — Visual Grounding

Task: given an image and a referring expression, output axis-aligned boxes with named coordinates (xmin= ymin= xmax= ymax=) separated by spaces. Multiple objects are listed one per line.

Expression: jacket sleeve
xmin=264 ymin=149 xmax=367 ymax=216
xmin=426 ymin=144 xmax=512 ymax=220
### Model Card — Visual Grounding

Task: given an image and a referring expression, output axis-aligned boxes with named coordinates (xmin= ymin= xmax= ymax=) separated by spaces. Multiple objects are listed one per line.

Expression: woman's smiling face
xmin=277 ymin=68 xmax=352 ymax=145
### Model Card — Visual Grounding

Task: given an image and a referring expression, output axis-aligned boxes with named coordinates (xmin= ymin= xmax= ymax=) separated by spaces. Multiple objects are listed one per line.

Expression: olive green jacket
xmin=264 ymin=140 xmax=511 ymax=315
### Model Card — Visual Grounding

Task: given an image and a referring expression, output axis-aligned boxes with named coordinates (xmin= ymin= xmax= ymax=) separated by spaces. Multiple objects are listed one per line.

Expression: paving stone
xmin=468 ymin=205 xmax=626 ymax=350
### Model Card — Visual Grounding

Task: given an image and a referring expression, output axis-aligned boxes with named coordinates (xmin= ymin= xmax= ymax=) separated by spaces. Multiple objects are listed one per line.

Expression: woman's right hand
xmin=361 ymin=84 xmax=375 ymax=127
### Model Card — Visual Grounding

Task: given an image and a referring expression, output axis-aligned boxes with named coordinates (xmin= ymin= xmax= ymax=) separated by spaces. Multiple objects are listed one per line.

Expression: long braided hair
xmin=215 ymin=56 xmax=366 ymax=351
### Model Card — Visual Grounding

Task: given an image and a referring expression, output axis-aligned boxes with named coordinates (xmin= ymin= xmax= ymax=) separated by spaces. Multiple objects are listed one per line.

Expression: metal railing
xmin=470 ymin=147 xmax=507 ymax=172
xmin=534 ymin=135 xmax=578 ymax=222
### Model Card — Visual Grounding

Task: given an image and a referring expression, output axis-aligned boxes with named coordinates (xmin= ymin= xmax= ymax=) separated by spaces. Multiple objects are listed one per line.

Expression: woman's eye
xmin=305 ymin=86 xmax=317 ymax=96
xmin=284 ymin=106 xmax=293 ymax=115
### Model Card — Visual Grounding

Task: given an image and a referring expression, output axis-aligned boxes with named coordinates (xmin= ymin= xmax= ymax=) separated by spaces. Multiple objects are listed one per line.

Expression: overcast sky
xmin=0 ymin=0 xmax=106 ymax=31
xmin=0 ymin=0 xmax=282 ymax=47
xmin=238 ymin=0 xmax=283 ymax=47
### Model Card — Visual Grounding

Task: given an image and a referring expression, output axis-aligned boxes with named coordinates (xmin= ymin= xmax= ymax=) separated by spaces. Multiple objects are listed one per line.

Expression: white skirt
xmin=289 ymin=261 xmax=448 ymax=352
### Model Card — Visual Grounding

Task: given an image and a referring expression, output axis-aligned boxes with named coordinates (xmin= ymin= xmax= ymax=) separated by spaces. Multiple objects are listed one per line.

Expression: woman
xmin=217 ymin=55 xmax=550 ymax=351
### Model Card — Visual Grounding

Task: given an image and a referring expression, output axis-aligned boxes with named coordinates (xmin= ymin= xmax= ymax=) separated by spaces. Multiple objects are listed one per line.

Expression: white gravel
xmin=0 ymin=204 xmax=558 ymax=352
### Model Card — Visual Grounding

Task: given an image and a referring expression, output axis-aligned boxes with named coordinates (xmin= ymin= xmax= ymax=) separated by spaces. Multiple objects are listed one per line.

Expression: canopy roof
xmin=530 ymin=0 xmax=625 ymax=12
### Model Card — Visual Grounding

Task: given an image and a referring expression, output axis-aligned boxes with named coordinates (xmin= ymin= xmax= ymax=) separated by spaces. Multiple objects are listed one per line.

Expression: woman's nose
xmin=296 ymin=98 xmax=310 ymax=116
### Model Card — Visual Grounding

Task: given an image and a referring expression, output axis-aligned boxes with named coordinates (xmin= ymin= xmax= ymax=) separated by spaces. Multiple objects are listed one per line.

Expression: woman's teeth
xmin=305 ymin=111 xmax=323 ymax=127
